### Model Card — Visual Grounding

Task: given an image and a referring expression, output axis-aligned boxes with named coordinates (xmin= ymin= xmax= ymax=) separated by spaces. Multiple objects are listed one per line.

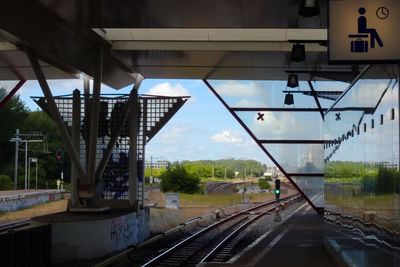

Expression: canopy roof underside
xmin=0 ymin=0 xmax=373 ymax=87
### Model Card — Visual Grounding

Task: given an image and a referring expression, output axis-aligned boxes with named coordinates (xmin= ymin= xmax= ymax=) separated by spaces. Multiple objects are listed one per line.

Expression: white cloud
xmin=159 ymin=126 xmax=190 ymax=145
xmin=147 ymin=82 xmax=190 ymax=97
xmin=210 ymin=130 xmax=243 ymax=144
xmin=214 ymin=81 xmax=268 ymax=98
xmin=235 ymin=99 xmax=268 ymax=107
xmin=349 ymin=80 xmax=392 ymax=107
xmin=145 ymin=82 xmax=195 ymax=103
xmin=249 ymin=112 xmax=322 ymax=140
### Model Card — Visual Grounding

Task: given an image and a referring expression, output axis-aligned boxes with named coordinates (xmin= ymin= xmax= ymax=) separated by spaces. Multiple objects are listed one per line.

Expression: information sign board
xmin=329 ymin=0 xmax=400 ymax=62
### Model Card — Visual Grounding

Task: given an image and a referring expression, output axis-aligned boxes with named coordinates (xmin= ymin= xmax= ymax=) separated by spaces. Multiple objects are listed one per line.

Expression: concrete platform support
xmin=32 ymin=208 xmax=150 ymax=263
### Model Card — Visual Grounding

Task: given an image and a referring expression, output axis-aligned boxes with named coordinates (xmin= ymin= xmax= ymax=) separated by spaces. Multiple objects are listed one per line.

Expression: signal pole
xmin=274 ymin=178 xmax=281 ymax=222
xmin=56 ymin=148 xmax=64 ymax=190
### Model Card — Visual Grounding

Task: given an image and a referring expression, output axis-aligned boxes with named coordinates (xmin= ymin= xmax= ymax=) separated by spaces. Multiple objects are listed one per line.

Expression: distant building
xmin=145 ymin=160 xmax=170 ymax=169
xmin=381 ymin=162 xmax=399 ymax=170
xmin=264 ymin=166 xmax=282 ymax=178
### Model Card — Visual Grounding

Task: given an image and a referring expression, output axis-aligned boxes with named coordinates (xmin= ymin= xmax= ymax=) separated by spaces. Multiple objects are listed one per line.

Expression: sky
xmin=6 ymin=75 xmax=397 ymax=168
xmin=13 ymin=77 xmax=269 ymax=165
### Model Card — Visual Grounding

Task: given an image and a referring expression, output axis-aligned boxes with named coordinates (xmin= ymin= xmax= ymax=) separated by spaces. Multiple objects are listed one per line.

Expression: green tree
xmin=22 ymin=111 xmax=68 ymax=185
xmin=376 ymin=167 xmax=398 ymax=194
xmin=160 ymin=165 xmax=201 ymax=194
xmin=258 ymin=178 xmax=271 ymax=190
xmin=0 ymin=88 xmax=29 ymax=176
xmin=0 ymin=174 xmax=13 ymax=190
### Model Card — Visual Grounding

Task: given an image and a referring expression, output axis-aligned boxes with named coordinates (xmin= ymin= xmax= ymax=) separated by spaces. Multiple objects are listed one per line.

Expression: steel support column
xmin=87 ymin=46 xmax=103 ymax=186
xmin=94 ymin=79 xmax=142 ymax=182
xmin=71 ymin=89 xmax=81 ymax=207
xmin=141 ymin=100 xmax=148 ymax=209
xmin=83 ymin=75 xmax=91 ymax=176
xmin=308 ymin=81 xmax=324 ymax=120
xmin=26 ymin=48 xmax=87 ymax=181
xmin=129 ymin=89 xmax=139 ymax=207
xmin=203 ymin=79 xmax=318 ymax=212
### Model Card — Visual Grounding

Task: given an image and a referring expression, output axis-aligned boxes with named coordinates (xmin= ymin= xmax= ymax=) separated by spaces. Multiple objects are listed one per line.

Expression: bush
xmin=376 ymin=167 xmax=399 ymax=194
xmin=160 ymin=165 xmax=201 ymax=194
xmin=258 ymin=178 xmax=271 ymax=190
xmin=0 ymin=174 xmax=13 ymax=190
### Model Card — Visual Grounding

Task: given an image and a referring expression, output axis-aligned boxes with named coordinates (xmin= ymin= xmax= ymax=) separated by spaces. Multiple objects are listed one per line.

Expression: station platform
xmin=0 ymin=189 xmax=66 ymax=212
xmin=199 ymin=203 xmax=336 ymax=267
xmin=233 ymin=204 xmax=336 ymax=267
xmin=201 ymin=202 xmax=400 ymax=267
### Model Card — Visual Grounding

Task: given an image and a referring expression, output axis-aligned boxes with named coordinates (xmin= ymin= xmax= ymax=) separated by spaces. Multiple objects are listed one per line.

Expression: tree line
xmin=0 ymin=88 xmax=267 ymax=192
xmin=325 ymin=161 xmax=399 ymax=195
xmin=0 ymin=88 xmax=69 ymax=190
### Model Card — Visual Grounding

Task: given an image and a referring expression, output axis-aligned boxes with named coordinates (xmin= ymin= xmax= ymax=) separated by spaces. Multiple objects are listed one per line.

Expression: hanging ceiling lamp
xmin=287 ymin=74 xmax=299 ymax=88
xmin=284 ymin=93 xmax=294 ymax=105
xmin=291 ymin=43 xmax=306 ymax=62
xmin=299 ymin=0 xmax=320 ymax=17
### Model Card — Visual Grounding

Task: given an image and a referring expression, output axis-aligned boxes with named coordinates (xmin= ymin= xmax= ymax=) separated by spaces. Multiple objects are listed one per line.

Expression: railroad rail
xmin=141 ymin=194 xmax=301 ymax=267
xmin=0 ymin=219 xmax=31 ymax=233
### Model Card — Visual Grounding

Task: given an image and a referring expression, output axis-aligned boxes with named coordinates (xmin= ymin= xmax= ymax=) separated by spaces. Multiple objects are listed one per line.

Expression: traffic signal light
xmin=56 ymin=148 xmax=64 ymax=164
xmin=275 ymin=179 xmax=281 ymax=196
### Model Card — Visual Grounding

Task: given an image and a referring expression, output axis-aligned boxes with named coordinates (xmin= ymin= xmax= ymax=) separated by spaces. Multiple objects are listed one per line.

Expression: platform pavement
xmin=0 ymin=189 xmax=62 ymax=198
xmin=0 ymin=189 xmax=66 ymax=212
xmin=199 ymin=203 xmax=338 ymax=267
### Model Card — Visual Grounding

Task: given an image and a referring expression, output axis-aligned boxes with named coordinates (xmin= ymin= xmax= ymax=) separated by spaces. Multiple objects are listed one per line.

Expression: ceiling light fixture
xmin=284 ymin=93 xmax=294 ymax=105
xmin=299 ymin=0 xmax=320 ymax=17
xmin=287 ymin=74 xmax=299 ymax=88
xmin=291 ymin=43 xmax=306 ymax=62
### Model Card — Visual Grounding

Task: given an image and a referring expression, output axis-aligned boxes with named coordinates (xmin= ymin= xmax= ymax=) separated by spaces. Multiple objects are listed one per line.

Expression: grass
xmin=325 ymin=177 xmax=364 ymax=184
xmin=326 ymin=194 xmax=400 ymax=217
xmin=179 ymin=193 xmax=243 ymax=206
xmin=178 ymin=192 xmax=275 ymax=207
xmin=149 ymin=192 xmax=275 ymax=233
xmin=200 ymin=178 xmax=237 ymax=183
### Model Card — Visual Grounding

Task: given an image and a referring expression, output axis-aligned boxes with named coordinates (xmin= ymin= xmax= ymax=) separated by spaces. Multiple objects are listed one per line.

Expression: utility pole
xmin=35 ymin=158 xmax=38 ymax=189
xmin=150 ymin=155 xmax=153 ymax=184
xmin=25 ymin=141 xmax=27 ymax=190
xmin=28 ymin=156 xmax=30 ymax=189
xmin=13 ymin=129 xmax=20 ymax=190
xmin=11 ymin=132 xmax=44 ymax=190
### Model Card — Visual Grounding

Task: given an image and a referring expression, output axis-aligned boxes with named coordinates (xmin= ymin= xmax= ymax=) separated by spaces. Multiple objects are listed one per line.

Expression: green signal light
xmin=275 ymin=189 xmax=280 ymax=194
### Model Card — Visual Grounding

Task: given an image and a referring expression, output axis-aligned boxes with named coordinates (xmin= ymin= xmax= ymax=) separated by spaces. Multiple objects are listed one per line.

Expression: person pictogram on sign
xmin=357 ymin=7 xmax=383 ymax=48
xmin=348 ymin=7 xmax=383 ymax=53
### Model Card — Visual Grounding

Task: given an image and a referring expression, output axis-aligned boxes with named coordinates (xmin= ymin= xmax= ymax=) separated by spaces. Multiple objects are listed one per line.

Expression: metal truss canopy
xmin=32 ymin=93 xmax=189 ymax=208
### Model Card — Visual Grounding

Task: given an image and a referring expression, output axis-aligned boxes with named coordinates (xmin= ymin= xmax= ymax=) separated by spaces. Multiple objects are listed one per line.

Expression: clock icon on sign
xmin=376 ymin=7 xmax=389 ymax=19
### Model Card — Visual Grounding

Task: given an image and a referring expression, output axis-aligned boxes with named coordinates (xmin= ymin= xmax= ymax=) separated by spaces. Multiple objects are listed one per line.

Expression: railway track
xmin=0 ymin=219 xmax=31 ymax=233
xmin=141 ymin=194 xmax=301 ymax=267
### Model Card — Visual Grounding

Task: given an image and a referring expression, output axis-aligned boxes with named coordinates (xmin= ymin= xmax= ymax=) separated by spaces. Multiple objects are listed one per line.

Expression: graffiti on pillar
xmin=110 ymin=213 xmax=142 ymax=248
xmin=110 ymin=217 xmax=123 ymax=244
